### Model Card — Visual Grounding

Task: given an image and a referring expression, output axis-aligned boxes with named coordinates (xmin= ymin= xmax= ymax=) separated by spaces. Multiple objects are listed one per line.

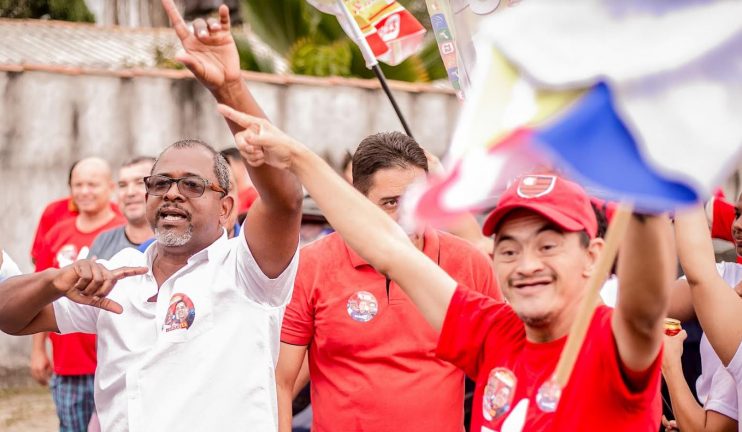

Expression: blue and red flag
xmin=407 ymin=0 xmax=742 ymax=226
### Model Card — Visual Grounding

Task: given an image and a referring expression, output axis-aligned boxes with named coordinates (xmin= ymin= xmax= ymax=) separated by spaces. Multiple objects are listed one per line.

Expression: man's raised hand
xmin=162 ymin=0 xmax=241 ymax=90
xmin=218 ymin=104 xmax=306 ymax=170
xmin=52 ymin=260 xmax=148 ymax=314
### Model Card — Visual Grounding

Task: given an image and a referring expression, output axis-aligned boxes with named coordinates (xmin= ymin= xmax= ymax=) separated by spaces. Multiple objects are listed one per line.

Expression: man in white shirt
xmin=0 ymin=2 xmax=302 ymax=430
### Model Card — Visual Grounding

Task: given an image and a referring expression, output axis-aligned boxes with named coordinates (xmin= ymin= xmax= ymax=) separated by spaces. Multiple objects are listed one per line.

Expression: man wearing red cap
xmin=213 ymin=109 xmax=675 ymax=431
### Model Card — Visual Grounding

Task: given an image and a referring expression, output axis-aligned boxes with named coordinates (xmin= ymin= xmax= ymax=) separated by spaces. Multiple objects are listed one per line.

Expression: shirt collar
xmin=346 ymin=226 xmax=440 ymax=269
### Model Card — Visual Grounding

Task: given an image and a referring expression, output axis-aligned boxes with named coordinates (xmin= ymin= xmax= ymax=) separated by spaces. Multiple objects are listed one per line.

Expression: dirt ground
xmin=0 ymin=387 xmax=57 ymax=431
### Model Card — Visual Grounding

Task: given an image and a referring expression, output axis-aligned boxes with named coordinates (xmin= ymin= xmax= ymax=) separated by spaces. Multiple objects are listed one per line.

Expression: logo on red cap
xmin=516 ymin=175 xmax=556 ymax=199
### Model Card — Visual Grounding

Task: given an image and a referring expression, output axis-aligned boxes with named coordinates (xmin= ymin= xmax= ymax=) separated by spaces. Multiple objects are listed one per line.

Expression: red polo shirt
xmin=282 ymin=229 xmax=501 ymax=432
xmin=31 ymin=197 xmax=78 ymax=264
xmin=437 ymin=286 xmax=662 ymax=431
xmin=36 ymin=214 xmax=126 ymax=376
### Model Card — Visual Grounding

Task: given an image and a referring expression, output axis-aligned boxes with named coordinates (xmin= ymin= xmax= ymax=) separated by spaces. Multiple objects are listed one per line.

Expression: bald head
xmin=70 ymin=157 xmax=115 ymax=216
xmin=73 ymin=157 xmax=112 ymax=179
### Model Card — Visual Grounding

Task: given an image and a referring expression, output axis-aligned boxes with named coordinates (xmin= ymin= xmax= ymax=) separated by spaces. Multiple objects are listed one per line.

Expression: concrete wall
xmin=0 ymin=69 xmax=458 ymax=387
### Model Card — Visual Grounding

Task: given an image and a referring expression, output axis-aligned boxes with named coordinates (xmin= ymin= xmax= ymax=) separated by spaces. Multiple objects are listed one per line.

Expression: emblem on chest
xmin=163 ymin=293 xmax=196 ymax=332
xmin=346 ymin=291 xmax=379 ymax=322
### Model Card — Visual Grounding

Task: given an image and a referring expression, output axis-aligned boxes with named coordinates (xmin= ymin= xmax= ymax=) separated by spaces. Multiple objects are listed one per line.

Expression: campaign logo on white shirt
xmin=163 ymin=293 xmax=196 ymax=332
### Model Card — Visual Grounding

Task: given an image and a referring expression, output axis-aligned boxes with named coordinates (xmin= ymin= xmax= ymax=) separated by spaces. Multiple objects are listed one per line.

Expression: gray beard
xmin=155 ymin=225 xmax=193 ymax=247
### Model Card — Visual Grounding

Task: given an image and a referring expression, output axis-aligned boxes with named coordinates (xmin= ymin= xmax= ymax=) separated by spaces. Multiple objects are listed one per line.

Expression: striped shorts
xmin=50 ymin=374 xmax=95 ymax=432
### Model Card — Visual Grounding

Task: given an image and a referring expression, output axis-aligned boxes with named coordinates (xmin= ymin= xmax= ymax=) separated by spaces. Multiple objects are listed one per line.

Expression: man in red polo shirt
xmin=215 ymin=107 xmax=674 ymax=431
xmin=31 ymin=157 xmax=124 ymax=431
xmin=276 ymin=132 xmax=501 ymax=432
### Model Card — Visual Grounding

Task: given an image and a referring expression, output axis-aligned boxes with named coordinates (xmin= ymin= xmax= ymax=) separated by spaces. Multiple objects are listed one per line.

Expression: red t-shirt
xmin=282 ymin=229 xmax=501 ymax=432
xmin=31 ymin=197 xmax=121 ymax=264
xmin=31 ymin=197 xmax=78 ymax=264
xmin=36 ymin=214 xmax=126 ymax=376
xmin=437 ymin=286 xmax=662 ymax=431
xmin=237 ymin=186 xmax=259 ymax=215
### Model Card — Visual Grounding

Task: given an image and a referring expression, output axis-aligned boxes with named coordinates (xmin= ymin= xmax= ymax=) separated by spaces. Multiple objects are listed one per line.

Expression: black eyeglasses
xmin=144 ymin=175 xmax=227 ymax=198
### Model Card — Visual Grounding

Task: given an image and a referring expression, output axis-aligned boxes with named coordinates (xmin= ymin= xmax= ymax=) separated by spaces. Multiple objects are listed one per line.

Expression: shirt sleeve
xmin=725 ymin=341 xmax=742 ymax=394
xmin=711 ymin=198 xmax=735 ymax=242
xmin=235 ymin=223 xmax=300 ymax=308
xmin=34 ymin=233 xmax=54 ymax=273
xmin=88 ymin=233 xmax=105 ymax=260
xmin=436 ymin=285 xmax=512 ymax=378
xmin=599 ymin=309 xmax=663 ymax=411
xmin=280 ymin=251 xmax=314 ymax=346
xmin=704 ymin=367 xmax=739 ymax=420
xmin=0 ymin=251 xmax=22 ymax=281
xmin=52 ymin=296 xmax=100 ymax=334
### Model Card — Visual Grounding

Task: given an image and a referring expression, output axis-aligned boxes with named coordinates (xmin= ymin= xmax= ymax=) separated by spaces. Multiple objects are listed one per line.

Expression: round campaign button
xmin=482 ymin=367 xmax=517 ymax=421
xmin=346 ymin=291 xmax=378 ymax=323
xmin=535 ymin=377 xmax=561 ymax=412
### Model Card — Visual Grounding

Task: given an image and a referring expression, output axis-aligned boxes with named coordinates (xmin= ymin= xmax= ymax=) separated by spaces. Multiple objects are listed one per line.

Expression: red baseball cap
xmin=482 ymin=175 xmax=598 ymax=238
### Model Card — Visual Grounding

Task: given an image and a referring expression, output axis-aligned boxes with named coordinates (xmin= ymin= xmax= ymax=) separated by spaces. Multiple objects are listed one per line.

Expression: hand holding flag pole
xmin=333 ymin=0 xmax=414 ymax=138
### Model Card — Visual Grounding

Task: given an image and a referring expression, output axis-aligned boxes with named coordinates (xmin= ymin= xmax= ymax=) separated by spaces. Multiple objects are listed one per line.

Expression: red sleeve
xmin=31 ymin=204 xmax=59 ymax=264
xmin=280 ymin=250 xmax=315 ymax=346
xmin=34 ymin=235 xmax=54 ymax=273
xmin=436 ymin=285 xmax=513 ymax=378
xmin=596 ymin=308 xmax=663 ymax=410
xmin=711 ymin=198 xmax=735 ymax=242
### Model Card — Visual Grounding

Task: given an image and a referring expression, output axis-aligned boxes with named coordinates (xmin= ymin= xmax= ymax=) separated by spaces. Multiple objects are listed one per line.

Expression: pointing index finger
xmin=217 ymin=104 xmax=262 ymax=130
xmin=162 ymin=0 xmax=190 ymax=41
xmin=112 ymin=266 xmax=149 ymax=280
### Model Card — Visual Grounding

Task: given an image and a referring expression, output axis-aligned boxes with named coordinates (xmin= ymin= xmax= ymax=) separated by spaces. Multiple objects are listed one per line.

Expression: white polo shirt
xmin=694 ymin=262 xmax=742 ymax=421
xmin=52 ymin=230 xmax=299 ymax=432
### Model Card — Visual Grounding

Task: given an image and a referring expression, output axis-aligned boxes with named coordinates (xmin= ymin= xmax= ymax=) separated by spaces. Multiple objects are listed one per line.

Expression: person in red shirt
xmin=31 ymin=197 xmax=78 ymax=265
xmin=31 ymin=157 xmax=124 ymax=432
xmin=218 ymin=106 xmax=674 ymax=431
xmin=276 ymin=132 xmax=501 ymax=432
xmin=31 ymin=161 xmax=122 ymax=266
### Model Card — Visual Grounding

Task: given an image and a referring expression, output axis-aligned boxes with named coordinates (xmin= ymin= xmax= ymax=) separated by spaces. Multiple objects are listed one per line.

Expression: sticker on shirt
xmin=482 ymin=367 xmax=517 ymax=421
xmin=535 ymin=377 xmax=561 ymax=412
xmin=346 ymin=291 xmax=378 ymax=322
xmin=163 ymin=293 xmax=196 ymax=332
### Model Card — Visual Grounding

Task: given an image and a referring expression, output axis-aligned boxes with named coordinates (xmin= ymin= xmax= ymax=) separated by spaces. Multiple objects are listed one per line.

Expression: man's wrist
xmin=211 ymin=78 xmax=247 ymax=105
xmin=46 ymin=268 xmax=69 ymax=296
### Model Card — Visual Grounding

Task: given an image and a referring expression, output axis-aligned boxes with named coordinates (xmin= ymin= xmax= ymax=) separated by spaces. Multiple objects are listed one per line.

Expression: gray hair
xmin=153 ymin=139 xmax=232 ymax=194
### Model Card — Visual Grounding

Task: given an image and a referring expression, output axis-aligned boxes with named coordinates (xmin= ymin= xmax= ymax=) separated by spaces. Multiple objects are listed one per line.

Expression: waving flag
xmin=407 ymin=0 xmax=742 ymax=225
xmin=308 ymin=0 xmax=426 ymax=66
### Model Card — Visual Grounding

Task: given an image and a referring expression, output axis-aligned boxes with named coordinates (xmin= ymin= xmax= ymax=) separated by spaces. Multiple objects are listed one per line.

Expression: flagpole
xmin=538 ymin=204 xmax=633 ymax=411
xmin=335 ymin=0 xmax=415 ymax=138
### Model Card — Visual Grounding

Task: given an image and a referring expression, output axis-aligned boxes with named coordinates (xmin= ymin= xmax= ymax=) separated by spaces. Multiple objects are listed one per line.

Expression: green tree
xmin=0 ymin=0 xmax=95 ymax=22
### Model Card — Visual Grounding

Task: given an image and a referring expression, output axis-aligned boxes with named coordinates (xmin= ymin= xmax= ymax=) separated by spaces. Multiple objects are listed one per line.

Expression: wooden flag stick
xmin=554 ymin=203 xmax=634 ymax=388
